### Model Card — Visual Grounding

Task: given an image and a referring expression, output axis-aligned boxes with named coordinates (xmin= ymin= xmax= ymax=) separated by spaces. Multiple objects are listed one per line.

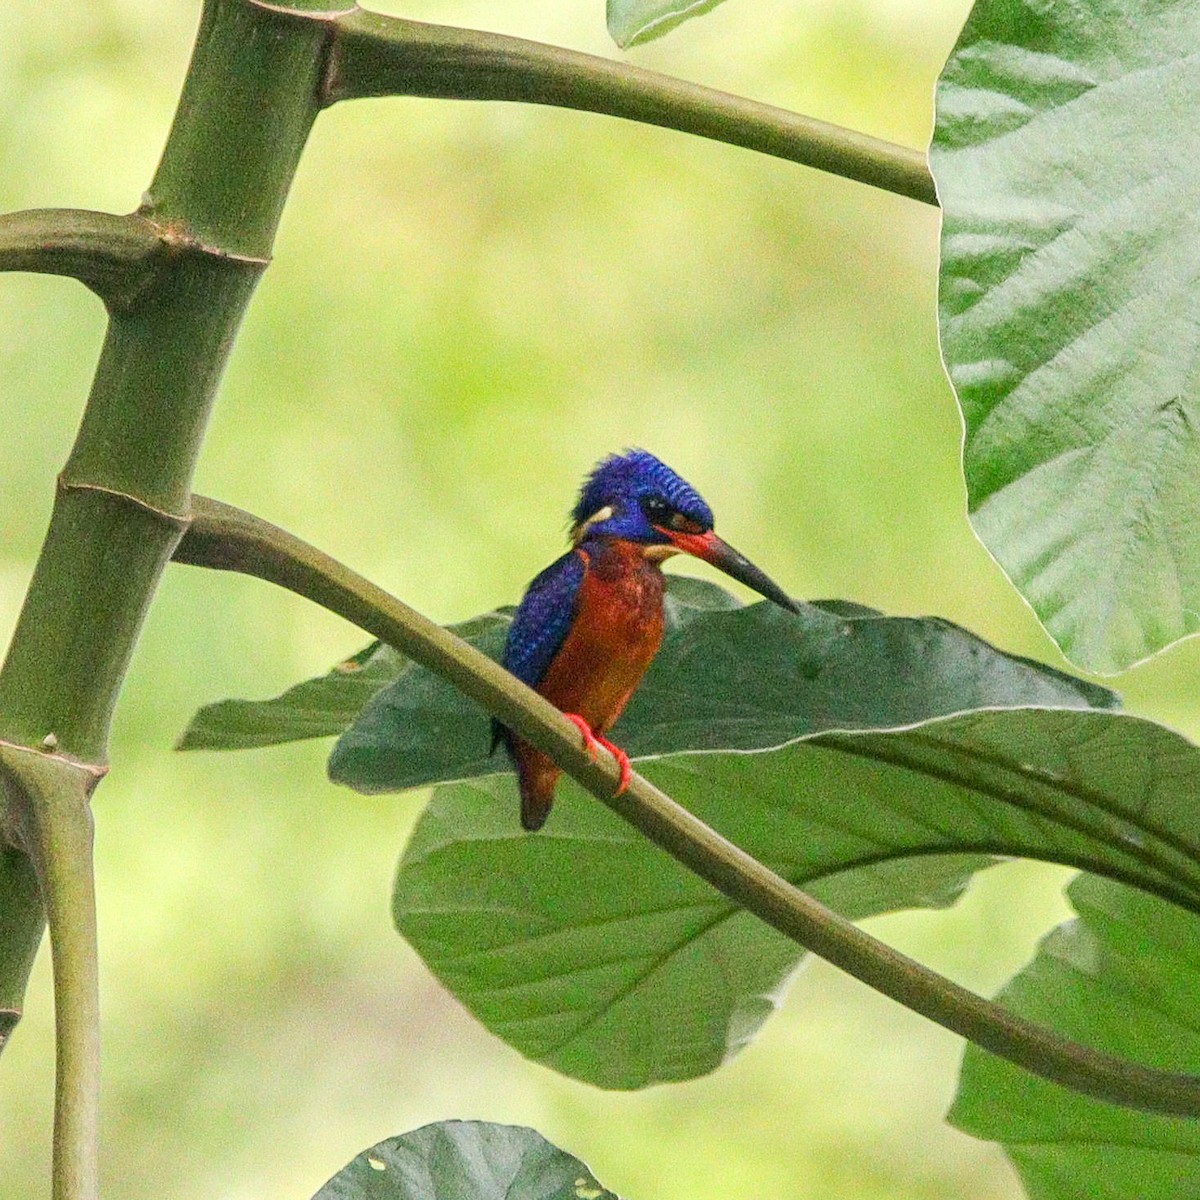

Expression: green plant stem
xmin=0 ymin=209 xmax=166 ymax=310
xmin=0 ymin=845 xmax=44 ymax=1055
xmin=176 ymin=495 xmax=1200 ymax=1118
xmin=0 ymin=4 xmax=334 ymax=1195
xmin=37 ymin=790 xmax=100 ymax=1200
xmin=325 ymin=11 xmax=936 ymax=205
xmin=0 ymin=747 xmax=105 ymax=1200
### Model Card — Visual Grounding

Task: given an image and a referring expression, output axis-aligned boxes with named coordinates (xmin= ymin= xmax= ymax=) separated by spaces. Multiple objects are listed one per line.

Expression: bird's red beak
xmin=665 ymin=529 xmax=799 ymax=613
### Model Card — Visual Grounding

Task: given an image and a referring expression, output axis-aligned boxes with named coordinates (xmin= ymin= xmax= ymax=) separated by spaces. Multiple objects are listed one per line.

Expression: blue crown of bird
xmin=493 ymin=448 xmax=799 ymax=831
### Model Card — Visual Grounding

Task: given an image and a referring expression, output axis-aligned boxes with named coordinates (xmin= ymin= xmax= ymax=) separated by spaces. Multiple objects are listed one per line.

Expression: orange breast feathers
xmin=535 ymin=540 xmax=666 ymax=734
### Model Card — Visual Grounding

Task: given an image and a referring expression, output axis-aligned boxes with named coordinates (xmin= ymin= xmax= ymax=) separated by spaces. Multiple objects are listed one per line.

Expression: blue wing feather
xmin=491 ymin=549 xmax=586 ymax=754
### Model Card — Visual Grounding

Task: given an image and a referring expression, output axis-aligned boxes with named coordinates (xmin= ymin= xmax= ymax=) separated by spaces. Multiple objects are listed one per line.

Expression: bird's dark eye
xmin=639 ymin=495 xmax=672 ymax=524
xmin=640 ymin=494 xmax=704 ymax=534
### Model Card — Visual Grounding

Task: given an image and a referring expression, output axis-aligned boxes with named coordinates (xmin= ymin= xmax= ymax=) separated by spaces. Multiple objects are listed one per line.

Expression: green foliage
xmin=952 ymin=874 xmax=1200 ymax=1199
xmin=313 ymin=1121 xmax=618 ymax=1200
xmin=393 ymin=776 xmax=989 ymax=1088
xmin=182 ymin=576 xmax=1114 ymax=771
xmin=178 ymin=641 xmax=408 ymax=751
xmin=933 ymin=0 xmax=1200 ymax=674
xmin=607 ymin=0 xmax=730 ymax=48
xmin=10 ymin=0 xmax=1200 ymax=1195
xmin=183 ymin=576 xmax=1200 ymax=1095
xmin=386 ymin=704 xmax=1200 ymax=1089
xmin=333 ymin=590 xmax=1116 ymax=790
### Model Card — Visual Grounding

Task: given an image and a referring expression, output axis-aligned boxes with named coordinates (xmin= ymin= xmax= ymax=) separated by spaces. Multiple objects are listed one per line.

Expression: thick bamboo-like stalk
xmin=0 ymin=3 xmax=333 ymax=1195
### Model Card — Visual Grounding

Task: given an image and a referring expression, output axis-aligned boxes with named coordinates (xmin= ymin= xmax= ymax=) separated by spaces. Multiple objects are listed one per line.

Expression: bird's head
xmin=570 ymin=449 xmax=799 ymax=613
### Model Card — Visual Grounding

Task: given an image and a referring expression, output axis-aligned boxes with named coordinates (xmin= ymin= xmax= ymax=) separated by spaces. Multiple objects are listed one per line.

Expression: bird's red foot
xmin=563 ymin=713 xmax=633 ymax=796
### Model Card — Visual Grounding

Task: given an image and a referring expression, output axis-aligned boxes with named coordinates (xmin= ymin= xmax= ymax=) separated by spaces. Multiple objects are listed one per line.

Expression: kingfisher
xmin=493 ymin=448 xmax=799 ymax=831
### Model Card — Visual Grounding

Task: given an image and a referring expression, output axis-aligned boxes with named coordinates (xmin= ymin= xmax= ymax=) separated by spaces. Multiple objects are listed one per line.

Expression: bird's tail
xmin=514 ymin=743 xmax=561 ymax=831
xmin=489 ymin=718 xmax=506 ymax=756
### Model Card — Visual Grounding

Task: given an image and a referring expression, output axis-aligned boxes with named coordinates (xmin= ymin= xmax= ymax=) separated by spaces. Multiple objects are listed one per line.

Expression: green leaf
xmin=395 ymin=774 xmax=992 ymax=1089
xmin=312 ymin=1121 xmax=619 ymax=1200
xmin=177 ymin=612 xmax=507 ymax=752
xmin=932 ymin=1 xmax=1200 ymax=673
xmin=951 ymin=874 xmax=1200 ymax=1198
xmin=607 ymin=0 xmax=730 ymax=48
xmin=392 ymin=695 xmax=1200 ymax=1088
xmin=178 ymin=641 xmax=402 ymax=750
xmin=329 ymin=579 xmax=1115 ymax=792
xmin=180 ymin=577 xmax=1111 ymax=766
xmin=337 ymin=580 xmax=1200 ymax=1089
xmin=184 ymin=578 xmax=1200 ymax=1088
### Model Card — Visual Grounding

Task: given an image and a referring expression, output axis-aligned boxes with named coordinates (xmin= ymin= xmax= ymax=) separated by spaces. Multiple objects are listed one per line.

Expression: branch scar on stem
xmin=55 ymin=477 xmax=192 ymax=531
xmin=0 ymin=740 xmax=108 ymax=784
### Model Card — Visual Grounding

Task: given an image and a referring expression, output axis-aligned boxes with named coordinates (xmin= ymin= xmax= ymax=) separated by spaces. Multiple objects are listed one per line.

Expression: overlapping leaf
xmin=325 ymin=580 xmax=1113 ymax=792
xmin=312 ymin=1121 xmax=619 ymax=1200
xmin=607 ymin=0 xmax=729 ymax=48
xmin=390 ymin=702 xmax=1200 ymax=1089
xmin=952 ymin=874 xmax=1200 ymax=1199
xmin=177 ymin=613 xmax=506 ymax=752
xmin=933 ymin=0 xmax=1200 ymax=672
xmin=180 ymin=577 xmax=1112 ymax=772
xmin=180 ymin=579 xmax=1200 ymax=1087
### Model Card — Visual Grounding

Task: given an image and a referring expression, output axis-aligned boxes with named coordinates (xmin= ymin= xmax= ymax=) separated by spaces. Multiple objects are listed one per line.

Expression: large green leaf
xmin=181 ymin=578 xmax=1200 ymax=1088
xmin=607 ymin=0 xmax=730 ymax=48
xmin=179 ymin=577 xmax=1113 ymax=770
xmin=395 ymin=774 xmax=992 ymax=1089
xmin=932 ymin=0 xmax=1200 ymax=673
xmin=312 ymin=1121 xmax=619 ymax=1200
xmin=327 ymin=579 xmax=1114 ymax=792
xmin=392 ymin=700 xmax=1200 ymax=1089
xmin=951 ymin=874 xmax=1200 ymax=1199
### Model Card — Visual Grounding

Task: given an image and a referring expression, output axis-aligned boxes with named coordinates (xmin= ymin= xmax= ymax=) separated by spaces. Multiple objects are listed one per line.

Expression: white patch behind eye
xmin=573 ymin=505 xmax=614 ymax=543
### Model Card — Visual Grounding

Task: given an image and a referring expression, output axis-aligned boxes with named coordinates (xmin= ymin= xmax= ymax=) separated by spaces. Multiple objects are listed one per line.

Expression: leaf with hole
xmin=311 ymin=1120 xmax=619 ymax=1200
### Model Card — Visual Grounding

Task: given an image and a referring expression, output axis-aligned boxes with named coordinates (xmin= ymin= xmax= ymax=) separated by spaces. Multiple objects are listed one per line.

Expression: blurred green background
xmin=3 ymin=2 xmax=1198 ymax=1197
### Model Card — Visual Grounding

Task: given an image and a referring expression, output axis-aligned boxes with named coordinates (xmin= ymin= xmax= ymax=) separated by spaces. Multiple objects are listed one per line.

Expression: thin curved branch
xmin=0 ymin=209 xmax=167 ymax=310
xmin=324 ymin=11 xmax=936 ymax=206
xmin=176 ymin=495 xmax=1200 ymax=1117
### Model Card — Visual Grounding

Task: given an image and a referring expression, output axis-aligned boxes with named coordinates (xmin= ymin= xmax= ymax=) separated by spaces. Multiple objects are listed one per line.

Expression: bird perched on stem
xmin=493 ymin=448 xmax=799 ymax=831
